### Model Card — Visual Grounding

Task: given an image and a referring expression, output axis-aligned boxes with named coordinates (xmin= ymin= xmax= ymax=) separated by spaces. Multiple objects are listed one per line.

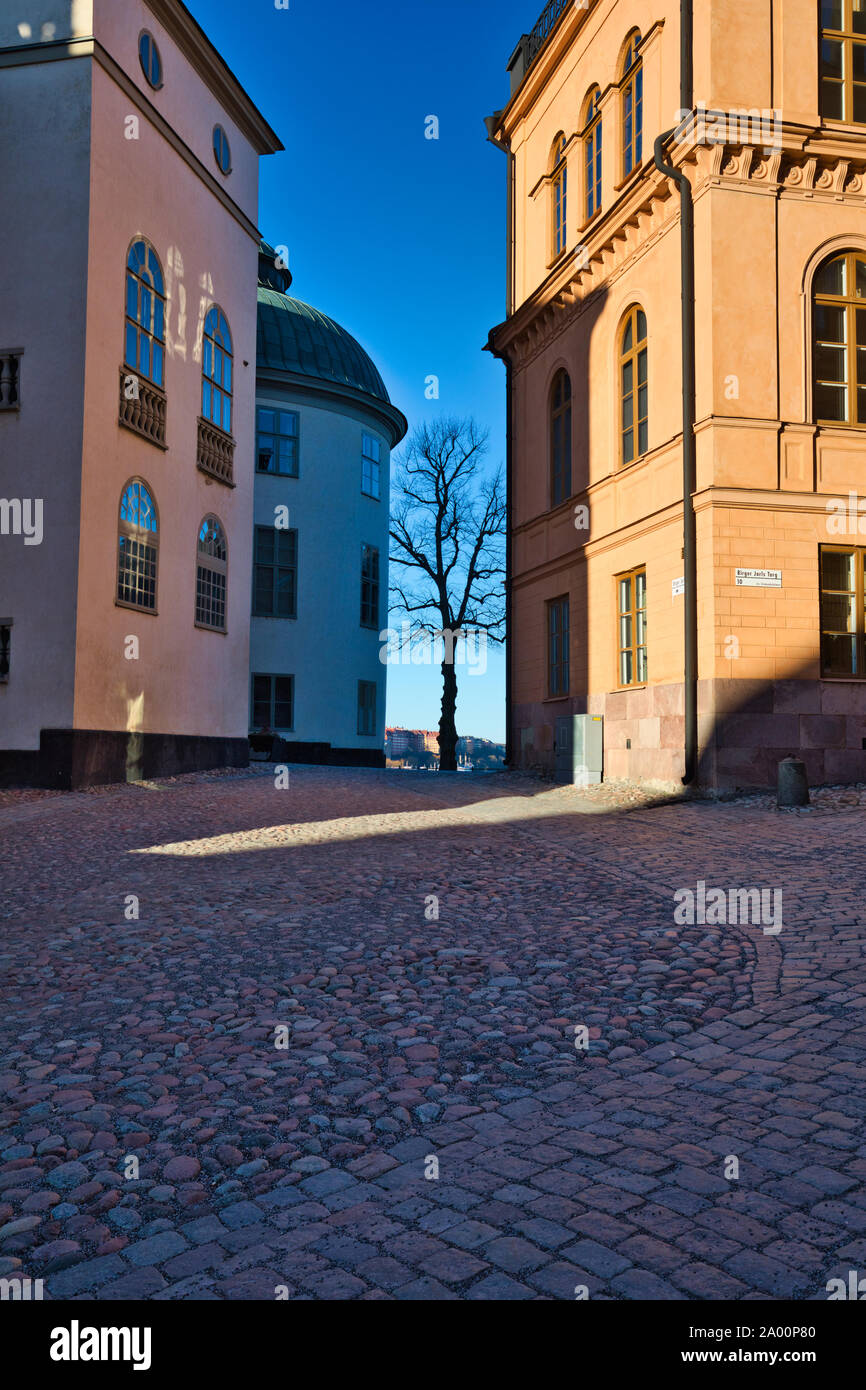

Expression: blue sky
xmin=186 ymin=0 xmax=537 ymax=742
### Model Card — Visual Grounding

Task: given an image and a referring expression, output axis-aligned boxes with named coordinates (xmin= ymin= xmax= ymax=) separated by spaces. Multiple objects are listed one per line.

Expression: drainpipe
xmin=654 ymin=0 xmax=698 ymax=786
xmin=486 ymin=115 xmax=515 ymax=765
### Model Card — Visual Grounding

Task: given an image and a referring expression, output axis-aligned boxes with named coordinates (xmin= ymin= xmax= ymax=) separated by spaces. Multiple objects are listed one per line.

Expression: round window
xmin=138 ymin=31 xmax=163 ymax=90
xmin=213 ymin=125 xmax=232 ymax=175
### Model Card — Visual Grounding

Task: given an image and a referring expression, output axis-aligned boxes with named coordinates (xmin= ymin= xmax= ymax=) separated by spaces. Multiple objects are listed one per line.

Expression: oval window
xmin=138 ymin=31 xmax=163 ymax=90
xmin=213 ymin=125 xmax=232 ymax=175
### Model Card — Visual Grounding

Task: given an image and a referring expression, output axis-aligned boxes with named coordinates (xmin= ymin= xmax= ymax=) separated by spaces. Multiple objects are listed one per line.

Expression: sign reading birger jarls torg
xmin=735 ymin=568 xmax=783 ymax=588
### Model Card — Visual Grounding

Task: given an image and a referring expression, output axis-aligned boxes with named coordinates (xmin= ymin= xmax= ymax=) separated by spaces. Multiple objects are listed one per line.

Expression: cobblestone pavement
xmin=1 ymin=766 xmax=865 ymax=1301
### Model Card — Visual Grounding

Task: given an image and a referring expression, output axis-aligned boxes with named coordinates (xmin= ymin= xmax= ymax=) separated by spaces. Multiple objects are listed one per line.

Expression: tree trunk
xmin=438 ymin=661 xmax=458 ymax=772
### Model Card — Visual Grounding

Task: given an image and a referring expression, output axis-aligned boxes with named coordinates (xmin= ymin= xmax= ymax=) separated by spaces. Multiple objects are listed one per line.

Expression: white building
xmin=252 ymin=245 xmax=407 ymax=766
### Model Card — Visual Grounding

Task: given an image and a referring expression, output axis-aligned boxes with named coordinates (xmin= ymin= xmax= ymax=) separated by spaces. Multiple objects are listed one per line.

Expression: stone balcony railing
xmin=118 ymin=367 xmax=167 ymax=448
xmin=0 ymin=351 xmax=22 ymax=410
xmin=197 ymin=416 xmax=235 ymax=487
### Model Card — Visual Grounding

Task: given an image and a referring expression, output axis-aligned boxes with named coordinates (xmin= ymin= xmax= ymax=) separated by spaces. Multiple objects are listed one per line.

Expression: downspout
xmin=486 ymin=115 xmax=515 ymax=765
xmin=653 ymin=0 xmax=698 ymax=786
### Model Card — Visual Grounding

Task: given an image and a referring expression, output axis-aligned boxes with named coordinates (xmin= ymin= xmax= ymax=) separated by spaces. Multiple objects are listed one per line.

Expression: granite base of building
xmin=271 ymin=738 xmax=385 ymax=770
xmin=0 ymin=729 xmax=250 ymax=790
xmin=514 ymin=678 xmax=866 ymax=791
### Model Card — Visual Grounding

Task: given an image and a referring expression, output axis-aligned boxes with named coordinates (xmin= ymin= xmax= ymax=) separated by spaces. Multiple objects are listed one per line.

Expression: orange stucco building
xmin=487 ymin=0 xmax=866 ymax=790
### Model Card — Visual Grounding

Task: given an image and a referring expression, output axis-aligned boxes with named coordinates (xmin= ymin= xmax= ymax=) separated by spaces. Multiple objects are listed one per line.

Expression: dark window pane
xmin=821 ymin=1 xmax=842 ymax=29
xmin=854 ymin=44 xmax=866 ymax=81
xmin=815 ymin=304 xmax=846 ymax=343
xmin=822 ymin=632 xmax=857 ymax=674
xmin=822 ymin=79 xmax=845 ymax=120
xmin=821 ymin=39 xmax=844 ymax=78
xmin=815 ymin=344 xmax=847 ymax=382
xmin=815 ymin=383 xmax=848 ymax=419
xmin=816 ymin=257 xmax=846 ymax=297
xmin=822 ymin=549 xmax=855 ymax=589
xmin=854 ymin=82 xmax=866 ymax=123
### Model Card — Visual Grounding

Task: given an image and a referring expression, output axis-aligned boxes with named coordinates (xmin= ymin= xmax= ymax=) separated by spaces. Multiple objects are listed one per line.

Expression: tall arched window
xmin=813 ymin=249 xmax=866 ymax=425
xmin=196 ymin=516 xmax=228 ymax=631
xmin=202 ymin=306 xmax=233 ymax=434
xmin=551 ymin=133 xmax=568 ymax=260
xmin=820 ymin=1 xmax=866 ymax=123
xmin=550 ymin=369 xmax=572 ymax=506
xmin=620 ymin=306 xmax=648 ymax=464
xmin=125 ymin=240 xmax=165 ymax=388
xmin=621 ymin=32 xmax=643 ymax=177
xmin=583 ymin=87 xmax=603 ymax=221
xmin=117 ymin=480 xmax=158 ymax=612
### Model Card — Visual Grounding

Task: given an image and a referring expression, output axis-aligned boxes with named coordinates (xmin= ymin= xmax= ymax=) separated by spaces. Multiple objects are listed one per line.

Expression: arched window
xmin=202 ymin=306 xmax=233 ymax=434
xmin=117 ymin=480 xmax=158 ymax=612
xmin=621 ymin=32 xmax=643 ymax=177
xmin=550 ymin=369 xmax=572 ymax=506
xmin=583 ymin=87 xmax=603 ymax=221
xmin=125 ymin=240 xmax=165 ymax=388
xmin=196 ymin=516 xmax=228 ymax=631
xmin=820 ymin=1 xmax=866 ymax=123
xmin=813 ymin=249 xmax=866 ymax=425
xmin=620 ymin=306 xmax=648 ymax=464
xmin=551 ymin=133 xmax=568 ymax=260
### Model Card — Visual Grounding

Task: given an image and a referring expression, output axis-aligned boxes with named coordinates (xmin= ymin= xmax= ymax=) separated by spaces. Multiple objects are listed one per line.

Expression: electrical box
xmin=554 ymin=715 xmax=604 ymax=785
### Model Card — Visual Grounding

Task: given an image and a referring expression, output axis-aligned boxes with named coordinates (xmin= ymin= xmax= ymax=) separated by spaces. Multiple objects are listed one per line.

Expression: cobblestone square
xmin=1 ymin=767 xmax=864 ymax=1300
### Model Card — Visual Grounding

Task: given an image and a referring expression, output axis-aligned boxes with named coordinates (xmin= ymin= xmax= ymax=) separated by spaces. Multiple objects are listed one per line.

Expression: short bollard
xmin=777 ymin=755 xmax=810 ymax=808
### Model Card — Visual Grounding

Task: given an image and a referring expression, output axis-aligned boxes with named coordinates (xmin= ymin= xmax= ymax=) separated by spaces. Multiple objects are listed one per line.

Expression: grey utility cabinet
xmin=554 ymin=714 xmax=604 ymax=785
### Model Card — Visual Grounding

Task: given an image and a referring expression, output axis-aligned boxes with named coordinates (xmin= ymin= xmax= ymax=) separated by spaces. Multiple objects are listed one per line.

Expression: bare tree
xmin=390 ymin=418 xmax=505 ymax=772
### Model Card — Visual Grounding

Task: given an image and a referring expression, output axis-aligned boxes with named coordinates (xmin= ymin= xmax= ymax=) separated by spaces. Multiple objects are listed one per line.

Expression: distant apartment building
xmin=0 ymin=0 xmax=281 ymax=787
xmin=251 ymin=246 xmax=407 ymax=767
xmin=487 ymin=0 xmax=866 ymax=790
xmin=384 ymin=728 xmax=441 ymax=758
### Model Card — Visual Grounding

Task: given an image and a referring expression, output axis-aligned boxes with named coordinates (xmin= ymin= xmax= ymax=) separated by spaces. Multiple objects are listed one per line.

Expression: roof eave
xmin=145 ymin=0 xmax=284 ymax=154
xmin=256 ymin=366 xmax=409 ymax=448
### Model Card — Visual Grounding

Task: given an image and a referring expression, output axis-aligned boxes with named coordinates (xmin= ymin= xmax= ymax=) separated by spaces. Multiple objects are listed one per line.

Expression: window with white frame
xmin=362 ymin=433 xmax=381 ymax=498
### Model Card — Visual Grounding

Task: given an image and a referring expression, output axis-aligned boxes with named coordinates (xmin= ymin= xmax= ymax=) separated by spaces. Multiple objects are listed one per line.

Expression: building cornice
xmin=256 ymin=368 xmax=409 ymax=449
xmin=144 ymin=0 xmax=283 ymax=154
xmin=489 ymin=126 xmax=866 ymax=371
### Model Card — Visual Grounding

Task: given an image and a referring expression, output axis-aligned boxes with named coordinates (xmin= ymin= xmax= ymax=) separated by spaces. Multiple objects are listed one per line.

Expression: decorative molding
xmin=197 ymin=417 xmax=235 ymax=487
xmin=492 ymin=134 xmax=866 ymax=372
xmin=118 ymin=367 xmax=167 ymax=449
